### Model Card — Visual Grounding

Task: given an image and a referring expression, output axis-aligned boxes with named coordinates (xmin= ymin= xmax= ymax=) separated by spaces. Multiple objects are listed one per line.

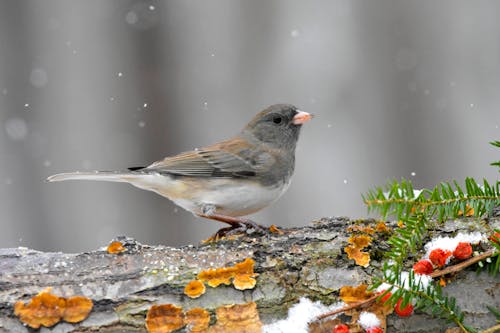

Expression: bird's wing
xmin=143 ymin=137 xmax=275 ymax=178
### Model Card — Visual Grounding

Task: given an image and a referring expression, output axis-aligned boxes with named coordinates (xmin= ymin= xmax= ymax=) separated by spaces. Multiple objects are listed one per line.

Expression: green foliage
xmin=363 ymin=177 xmax=500 ymax=221
xmin=484 ymin=229 xmax=500 ymax=277
xmin=385 ymin=214 xmax=427 ymax=266
xmin=363 ymin=143 xmax=500 ymax=332
xmin=372 ymin=263 xmax=479 ymax=331
xmin=486 ymin=305 xmax=500 ymax=322
xmin=491 ymin=141 xmax=500 ymax=171
xmin=374 ymin=268 xmax=473 ymax=331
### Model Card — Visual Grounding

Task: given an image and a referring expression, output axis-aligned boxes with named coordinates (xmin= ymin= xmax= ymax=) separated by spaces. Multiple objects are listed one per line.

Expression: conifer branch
xmin=490 ymin=141 xmax=500 ymax=171
xmin=364 ymin=172 xmax=499 ymax=331
xmin=314 ymin=294 xmax=379 ymax=321
xmin=482 ymin=324 xmax=500 ymax=333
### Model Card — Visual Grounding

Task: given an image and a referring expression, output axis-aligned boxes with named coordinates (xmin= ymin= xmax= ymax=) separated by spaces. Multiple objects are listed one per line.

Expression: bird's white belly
xmin=174 ymin=179 xmax=290 ymax=217
xmin=126 ymin=174 xmax=290 ymax=217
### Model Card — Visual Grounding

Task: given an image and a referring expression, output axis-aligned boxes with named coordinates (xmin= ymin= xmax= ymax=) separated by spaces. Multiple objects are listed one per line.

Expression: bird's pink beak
xmin=292 ymin=110 xmax=313 ymax=125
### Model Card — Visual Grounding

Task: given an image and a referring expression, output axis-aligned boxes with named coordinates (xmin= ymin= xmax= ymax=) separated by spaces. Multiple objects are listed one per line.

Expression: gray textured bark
xmin=0 ymin=217 xmax=499 ymax=333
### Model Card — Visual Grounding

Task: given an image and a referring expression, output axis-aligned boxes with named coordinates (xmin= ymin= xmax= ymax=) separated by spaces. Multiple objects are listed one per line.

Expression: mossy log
xmin=0 ymin=217 xmax=499 ymax=333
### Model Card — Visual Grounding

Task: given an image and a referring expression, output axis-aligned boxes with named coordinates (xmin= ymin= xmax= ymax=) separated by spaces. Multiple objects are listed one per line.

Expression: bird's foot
xmin=203 ymin=218 xmax=267 ymax=242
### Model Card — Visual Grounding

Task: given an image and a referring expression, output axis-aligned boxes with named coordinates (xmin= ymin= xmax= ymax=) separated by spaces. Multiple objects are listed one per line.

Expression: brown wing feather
xmin=143 ymin=137 xmax=269 ymax=178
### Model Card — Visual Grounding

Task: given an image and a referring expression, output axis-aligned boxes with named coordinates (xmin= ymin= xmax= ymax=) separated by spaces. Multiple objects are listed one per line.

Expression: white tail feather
xmin=47 ymin=171 xmax=173 ymax=198
xmin=47 ymin=172 xmax=134 ymax=183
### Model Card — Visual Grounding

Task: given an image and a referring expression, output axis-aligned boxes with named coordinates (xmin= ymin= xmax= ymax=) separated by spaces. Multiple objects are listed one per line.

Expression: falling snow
xmin=5 ymin=118 xmax=28 ymax=141
xmin=125 ymin=2 xmax=159 ymax=30
xmin=290 ymin=29 xmax=300 ymax=38
xmin=125 ymin=11 xmax=139 ymax=25
xmin=29 ymin=68 xmax=48 ymax=88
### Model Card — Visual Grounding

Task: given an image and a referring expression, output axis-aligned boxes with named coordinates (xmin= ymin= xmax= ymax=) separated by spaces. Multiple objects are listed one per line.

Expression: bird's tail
xmin=47 ymin=171 xmax=137 ymax=183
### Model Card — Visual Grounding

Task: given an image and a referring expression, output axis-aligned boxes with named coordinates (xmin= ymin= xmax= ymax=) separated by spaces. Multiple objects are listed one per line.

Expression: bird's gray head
xmin=242 ymin=104 xmax=312 ymax=150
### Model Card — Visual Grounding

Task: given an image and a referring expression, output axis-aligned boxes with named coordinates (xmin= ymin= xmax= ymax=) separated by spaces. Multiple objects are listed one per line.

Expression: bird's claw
xmin=204 ymin=219 xmax=267 ymax=242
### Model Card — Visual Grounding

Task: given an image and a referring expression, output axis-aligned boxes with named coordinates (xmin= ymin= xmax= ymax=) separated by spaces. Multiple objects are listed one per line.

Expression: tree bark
xmin=0 ymin=217 xmax=499 ymax=333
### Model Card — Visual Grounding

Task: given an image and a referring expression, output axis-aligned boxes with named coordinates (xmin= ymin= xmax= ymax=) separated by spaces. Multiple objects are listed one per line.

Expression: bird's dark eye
xmin=273 ymin=116 xmax=282 ymax=124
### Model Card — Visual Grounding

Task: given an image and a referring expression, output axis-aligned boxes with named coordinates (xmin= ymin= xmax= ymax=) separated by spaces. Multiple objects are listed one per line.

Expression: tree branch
xmin=0 ymin=217 xmax=499 ymax=333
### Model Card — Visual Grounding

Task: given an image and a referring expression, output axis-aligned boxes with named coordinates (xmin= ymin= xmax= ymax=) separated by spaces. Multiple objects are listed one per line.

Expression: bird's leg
xmin=198 ymin=213 xmax=267 ymax=240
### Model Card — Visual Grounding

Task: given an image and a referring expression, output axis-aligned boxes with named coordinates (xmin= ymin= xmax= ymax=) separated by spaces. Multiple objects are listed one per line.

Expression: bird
xmin=47 ymin=104 xmax=312 ymax=238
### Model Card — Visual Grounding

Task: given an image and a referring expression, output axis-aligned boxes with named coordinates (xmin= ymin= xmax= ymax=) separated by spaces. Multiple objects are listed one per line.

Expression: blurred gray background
xmin=0 ymin=0 xmax=498 ymax=252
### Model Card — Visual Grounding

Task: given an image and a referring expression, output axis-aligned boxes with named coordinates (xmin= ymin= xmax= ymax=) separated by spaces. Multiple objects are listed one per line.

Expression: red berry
xmin=378 ymin=289 xmax=392 ymax=304
xmin=394 ymin=298 xmax=414 ymax=317
xmin=453 ymin=242 xmax=472 ymax=260
xmin=489 ymin=232 xmax=500 ymax=244
xmin=429 ymin=248 xmax=452 ymax=267
xmin=366 ymin=327 xmax=384 ymax=333
xmin=333 ymin=323 xmax=350 ymax=333
xmin=413 ymin=259 xmax=434 ymax=275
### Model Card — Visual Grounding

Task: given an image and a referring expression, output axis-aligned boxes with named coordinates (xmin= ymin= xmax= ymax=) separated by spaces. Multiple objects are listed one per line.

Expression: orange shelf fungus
xmin=14 ymin=289 xmax=93 ymax=329
xmin=210 ymin=302 xmax=262 ymax=333
xmin=14 ymin=291 xmax=65 ymax=329
xmin=375 ymin=221 xmax=391 ymax=233
xmin=269 ymin=224 xmax=284 ymax=234
xmin=232 ymin=258 xmax=258 ymax=290
xmin=197 ymin=258 xmax=258 ymax=290
xmin=62 ymin=296 xmax=94 ymax=323
xmin=345 ymin=235 xmax=372 ymax=267
xmin=146 ymin=304 xmax=185 ymax=333
xmin=185 ymin=308 xmax=210 ymax=332
xmin=458 ymin=204 xmax=474 ymax=217
xmin=233 ymin=274 xmax=257 ymax=290
xmin=198 ymin=267 xmax=235 ymax=288
xmin=107 ymin=240 xmax=126 ymax=254
xmin=145 ymin=302 xmax=261 ymax=332
xmin=347 ymin=224 xmax=375 ymax=234
xmin=339 ymin=284 xmax=373 ymax=304
xmin=184 ymin=280 xmax=206 ymax=299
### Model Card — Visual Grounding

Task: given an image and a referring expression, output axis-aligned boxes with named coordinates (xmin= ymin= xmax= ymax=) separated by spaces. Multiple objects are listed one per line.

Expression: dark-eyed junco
xmin=48 ymin=104 xmax=312 ymax=237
